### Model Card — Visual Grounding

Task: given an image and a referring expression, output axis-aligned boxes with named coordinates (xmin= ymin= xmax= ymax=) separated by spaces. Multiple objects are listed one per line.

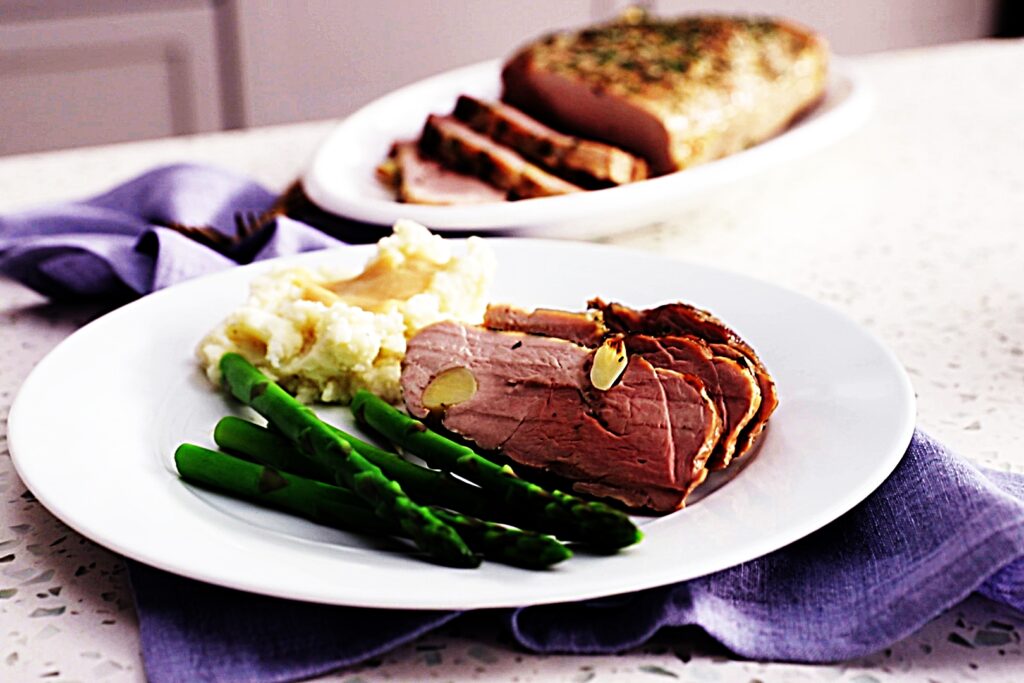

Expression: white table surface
xmin=2 ymin=39 xmax=1023 ymax=682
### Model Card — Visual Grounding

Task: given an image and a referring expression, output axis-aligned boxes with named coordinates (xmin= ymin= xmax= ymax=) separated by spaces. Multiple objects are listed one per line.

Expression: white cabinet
xmin=0 ymin=2 xmax=228 ymax=156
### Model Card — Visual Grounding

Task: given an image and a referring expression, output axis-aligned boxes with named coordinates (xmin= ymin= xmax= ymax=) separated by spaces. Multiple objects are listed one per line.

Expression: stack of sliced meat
xmin=377 ymin=95 xmax=649 ymax=205
xmin=378 ymin=14 xmax=829 ymax=205
xmin=401 ymin=299 xmax=777 ymax=513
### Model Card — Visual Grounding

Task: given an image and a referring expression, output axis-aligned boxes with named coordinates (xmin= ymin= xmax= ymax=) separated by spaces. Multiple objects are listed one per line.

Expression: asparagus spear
xmin=214 ymin=416 xmax=492 ymax=518
xmin=215 ymin=416 xmax=335 ymax=482
xmin=175 ymin=444 xmax=571 ymax=569
xmin=213 ymin=418 xmax=572 ymax=567
xmin=218 ymin=352 xmax=479 ymax=568
xmin=350 ymin=390 xmax=642 ymax=550
xmin=429 ymin=507 xmax=570 ymax=569
xmin=175 ymin=443 xmax=393 ymax=534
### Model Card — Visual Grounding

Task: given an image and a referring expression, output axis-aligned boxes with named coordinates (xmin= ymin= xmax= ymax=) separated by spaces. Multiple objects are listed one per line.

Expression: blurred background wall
xmin=0 ymin=0 xmax=1012 ymax=156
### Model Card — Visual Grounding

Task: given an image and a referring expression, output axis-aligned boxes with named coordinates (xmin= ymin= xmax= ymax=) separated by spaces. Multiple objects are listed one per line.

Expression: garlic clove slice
xmin=590 ymin=336 xmax=628 ymax=391
xmin=422 ymin=366 xmax=478 ymax=411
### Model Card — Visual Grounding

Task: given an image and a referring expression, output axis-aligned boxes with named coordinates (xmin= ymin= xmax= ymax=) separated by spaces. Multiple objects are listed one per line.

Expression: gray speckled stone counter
xmin=2 ymin=39 xmax=1023 ymax=682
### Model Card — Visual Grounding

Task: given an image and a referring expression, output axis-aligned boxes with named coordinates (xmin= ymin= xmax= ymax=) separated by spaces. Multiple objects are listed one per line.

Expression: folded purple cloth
xmin=0 ymin=164 xmax=341 ymax=300
xmin=4 ymin=166 xmax=1022 ymax=682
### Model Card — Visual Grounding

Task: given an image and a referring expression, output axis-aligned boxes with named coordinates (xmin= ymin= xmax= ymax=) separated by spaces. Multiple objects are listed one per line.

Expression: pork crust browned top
xmin=502 ymin=14 xmax=829 ymax=175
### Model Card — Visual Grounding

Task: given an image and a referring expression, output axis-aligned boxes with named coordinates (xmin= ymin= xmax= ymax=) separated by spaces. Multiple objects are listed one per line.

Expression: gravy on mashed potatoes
xmin=197 ymin=220 xmax=495 ymax=403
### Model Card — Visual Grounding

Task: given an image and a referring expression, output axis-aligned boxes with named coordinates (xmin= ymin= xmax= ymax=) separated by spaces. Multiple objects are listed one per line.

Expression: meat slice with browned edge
xmin=484 ymin=303 xmax=607 ymax=347
xmin=592 ymin=298 xmax=778 ymax=465
xmin=502 ymin=14 xmax=829 ymax=175
xmin=401 ymin=321 xmax=720 ymax=512
xmin=484 ymin=303 xmax=760 ymax=468
xmin=627 ymin=334 xmax=757 ymax=469
xmin=453 ymin=95 xmax=648 ymax=187
xmin=711 ymin=344 xmax=774 ymax=460
xmin=418 ymin=115 xmax=584 ymax=199
xmin=377 ymin=141 xmax=507 ymax=205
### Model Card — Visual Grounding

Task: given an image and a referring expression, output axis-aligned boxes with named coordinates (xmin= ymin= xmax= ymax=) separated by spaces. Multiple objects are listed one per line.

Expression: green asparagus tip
xmin=172 ymin=443 xmax=188 ymax=471
xmin=542 ymin=543 xmax=574 ymax=567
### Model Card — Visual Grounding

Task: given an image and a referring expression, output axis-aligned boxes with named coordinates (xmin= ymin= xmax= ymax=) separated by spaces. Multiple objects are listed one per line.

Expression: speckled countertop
xmin=2 ymin=39 xmax=1023 ymax=682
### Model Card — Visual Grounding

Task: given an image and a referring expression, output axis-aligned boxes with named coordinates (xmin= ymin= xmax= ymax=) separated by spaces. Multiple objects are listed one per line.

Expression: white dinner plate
xmin=9 ymin=240 xmax=914 ymax=609
xmin=304 ymin=59 xmax=872 ymax=239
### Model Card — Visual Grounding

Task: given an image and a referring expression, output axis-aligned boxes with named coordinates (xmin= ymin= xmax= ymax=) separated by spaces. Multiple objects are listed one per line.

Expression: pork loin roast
xmin=401 ymin=321 xmax=720 ymax=512
xmin=379 ymin=14 xmax=828 ymax=202
xmin=502 ymin=14 xmax=828 ymax=175
xmin=485 ymin=300 xmax=776 ymax=468
xmin=401 ymin=298 xmax=775 ymax=512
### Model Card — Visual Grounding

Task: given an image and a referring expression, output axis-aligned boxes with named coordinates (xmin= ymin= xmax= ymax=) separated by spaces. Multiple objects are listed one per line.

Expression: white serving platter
xmin=304 ymin=60 xmax=871 ymax=238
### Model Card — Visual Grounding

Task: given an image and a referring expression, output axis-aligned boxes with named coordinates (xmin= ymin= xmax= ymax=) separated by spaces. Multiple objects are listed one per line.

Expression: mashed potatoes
xmin=198 ymin=220 xmax=495 ymax=403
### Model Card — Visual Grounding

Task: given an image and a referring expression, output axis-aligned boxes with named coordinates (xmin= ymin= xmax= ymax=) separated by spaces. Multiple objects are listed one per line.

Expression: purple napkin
xmin=127 ymin=432 xmax=1024 ymax=681
xmin=4 ymin=167 xmax=1023 ymax=682
xmin=0 ymin=164 xmax=342 ymax=300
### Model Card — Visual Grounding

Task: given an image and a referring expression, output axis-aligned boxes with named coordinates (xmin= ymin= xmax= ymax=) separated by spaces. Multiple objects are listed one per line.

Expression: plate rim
xmin=7 ymin=239 xmax=915 ymax=609
xmin=302 ymin=58 xmax=873 ymax=234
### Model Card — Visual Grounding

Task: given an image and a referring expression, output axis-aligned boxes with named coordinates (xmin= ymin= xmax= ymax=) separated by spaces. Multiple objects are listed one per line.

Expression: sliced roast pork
xmin=502 ymin=15 xmax=829 ymax=175
xmin=711 ymin=345 xmax=774 ymax=460
xmin=627 ymin=334 xmax=758 ymax=469
xmin=418 ymin=115 xmax=584 ymax=199
xmin=483 ymin=302 xmax=763 ymax=468
xmin=594 ymin=298 xmax=760 ymax=363
xmin=592 ymin=298 xmax=778 ymax=464
xmin=484 ymin=303 xmax=606 ymax=347
xmin=453 ymin=95 xmax=648 ymax=187
xmin=401 ymin=320 xmax=720 ymax=512
xmin=377 ymin=141 xmax=506 ymax=205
